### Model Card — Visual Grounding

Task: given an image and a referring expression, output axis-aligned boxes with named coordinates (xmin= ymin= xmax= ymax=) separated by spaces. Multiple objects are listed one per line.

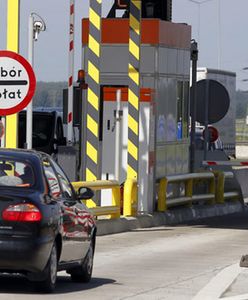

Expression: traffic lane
xmin=92 ymin=211 xmax=248 ymax=299
xmin=0 ymin=211 xmax=248 ymax=298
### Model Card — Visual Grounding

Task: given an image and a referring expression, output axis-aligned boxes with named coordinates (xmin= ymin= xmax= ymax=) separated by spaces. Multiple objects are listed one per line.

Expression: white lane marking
xmin=223 ymin=294 xmax=248 ymax=300
xmin=192 ymin=263 xmax=242 ymax=300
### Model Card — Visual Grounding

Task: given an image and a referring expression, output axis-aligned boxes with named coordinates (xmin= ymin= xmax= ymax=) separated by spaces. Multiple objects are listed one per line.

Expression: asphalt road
xmin=1 ymin=210 xmax=248 ymax=299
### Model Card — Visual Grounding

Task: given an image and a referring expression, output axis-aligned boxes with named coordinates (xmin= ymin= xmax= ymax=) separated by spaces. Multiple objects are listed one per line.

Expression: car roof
xmin=0 ymin=148 xmax=44 ymax=161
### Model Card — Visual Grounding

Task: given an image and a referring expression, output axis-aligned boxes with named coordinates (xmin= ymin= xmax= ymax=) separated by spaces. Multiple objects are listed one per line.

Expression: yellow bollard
xmin=123 ymin=178 xmax=137 ymax=216
xmin=158 ymin=178 xmax=168 ymax=212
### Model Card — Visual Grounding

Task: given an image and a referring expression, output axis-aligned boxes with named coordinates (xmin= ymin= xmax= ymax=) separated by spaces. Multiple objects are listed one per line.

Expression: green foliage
xmin=33 ymin=81 xmax=67 ymax=108
xmin=33 ymin=84 xmax=248 ymax=120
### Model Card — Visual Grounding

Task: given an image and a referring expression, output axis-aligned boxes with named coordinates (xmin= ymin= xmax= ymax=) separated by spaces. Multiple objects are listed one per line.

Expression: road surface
xmin=1 ymin=210 xmax=248 ymax=299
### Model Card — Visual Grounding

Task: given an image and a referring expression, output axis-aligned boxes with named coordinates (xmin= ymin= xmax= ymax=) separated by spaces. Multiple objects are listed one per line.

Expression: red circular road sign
xmin=0 ymin=50 xmax=36 ymax=116
xmin=203 ymin=126 xmax=219 ymax=143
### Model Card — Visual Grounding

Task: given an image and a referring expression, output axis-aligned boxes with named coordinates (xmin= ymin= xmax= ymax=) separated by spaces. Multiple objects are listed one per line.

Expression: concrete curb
xmin=96 ymin=201 xmax=244 ymax=236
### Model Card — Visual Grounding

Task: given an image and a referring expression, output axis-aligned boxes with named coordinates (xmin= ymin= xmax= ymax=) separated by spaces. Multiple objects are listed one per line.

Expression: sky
xmin=0 ymin=0 xmax=248 ymax=90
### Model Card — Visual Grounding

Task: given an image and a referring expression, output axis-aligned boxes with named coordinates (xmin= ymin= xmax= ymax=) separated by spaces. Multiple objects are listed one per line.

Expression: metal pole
xmin=190 ymin=40 xmax=198 ymax=173
xmin=115 ymin=89 xmax=122 ymax=182
xmin=26 ymin=14 xmax=34 ymax=149
xmin=6 ymin=0 xmax=20 ymax=148
xmin=67 ymin=0 xmax=75 ymax=143
xmin=203 ymin=79 xmax=210 ymax=161
xmin=217 ymin=0 xmax=221 ymax=69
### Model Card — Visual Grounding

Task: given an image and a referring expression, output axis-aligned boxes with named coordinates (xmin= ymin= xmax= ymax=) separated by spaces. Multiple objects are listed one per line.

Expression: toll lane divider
xmin=157 ymin=171 xmax=240 ymax=212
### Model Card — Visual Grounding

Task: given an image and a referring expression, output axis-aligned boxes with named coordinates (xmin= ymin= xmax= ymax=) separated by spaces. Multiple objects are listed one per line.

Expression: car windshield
xmin=18 ymin=113 xmax=54 ymax=148
xmin=0 ymin=158 xmax=34 ymax=188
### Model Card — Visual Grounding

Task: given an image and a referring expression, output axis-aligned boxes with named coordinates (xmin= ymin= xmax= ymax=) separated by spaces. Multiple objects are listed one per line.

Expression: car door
xmin=42 ymin=156 xmax=80 ymax=262
xmin=49 ymin=157 xmax=91 ymax=261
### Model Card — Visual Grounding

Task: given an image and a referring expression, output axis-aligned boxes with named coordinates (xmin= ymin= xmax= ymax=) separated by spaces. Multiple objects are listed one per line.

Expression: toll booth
xmin=81 ymin=18 xmax=191 ymax=213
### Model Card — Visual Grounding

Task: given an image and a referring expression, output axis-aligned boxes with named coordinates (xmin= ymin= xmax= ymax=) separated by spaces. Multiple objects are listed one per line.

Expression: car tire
xmin=70 ymin=241 xmax=94 ymax=283
xmin=35 ymin=243 xmax=58 ymax=293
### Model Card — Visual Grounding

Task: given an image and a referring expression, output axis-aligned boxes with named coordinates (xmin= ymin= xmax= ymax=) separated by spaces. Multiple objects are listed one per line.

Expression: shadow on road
xmin=181 ymin=209 xmax=248 ymax=231
xmin=0 ymin=273 xmax=116 ymax=294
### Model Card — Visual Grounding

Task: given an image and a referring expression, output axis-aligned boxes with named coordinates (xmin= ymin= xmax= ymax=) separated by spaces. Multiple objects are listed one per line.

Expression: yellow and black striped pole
xmin=5 ymin=0 xmax=20 ymax=148
xmin=127 ymin=0 xmax=141 ymax=180
xmin=85 ymin=0 xmax=102 ymax=187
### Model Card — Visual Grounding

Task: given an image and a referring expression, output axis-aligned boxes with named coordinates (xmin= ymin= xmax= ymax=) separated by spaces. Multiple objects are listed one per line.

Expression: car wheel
xmin=70 ymin=241 xmax=94 ymax=283
xmin=35 ymin=243 xmax=57 ymax=293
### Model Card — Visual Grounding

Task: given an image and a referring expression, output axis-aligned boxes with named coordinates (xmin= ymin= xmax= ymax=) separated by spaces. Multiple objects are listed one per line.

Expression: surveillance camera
xmin=33 ymin=21 xmax=44 ymax=31
xmin=33 ymin=20 xmax=46 ymax=41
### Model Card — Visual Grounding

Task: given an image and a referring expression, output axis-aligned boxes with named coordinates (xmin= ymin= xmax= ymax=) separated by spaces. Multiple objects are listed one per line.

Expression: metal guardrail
xmin=72 ymin=180 xmax=121 ymax=219
xmin=72 ymin=179 xmax=138 ymax=218
xmin=72 ymin=171 xmax=239 ymax=218
xmin=157 ymin=172 xmax=215 ymax=212
xmin=157 ymin=171 xmax=239 ymax=212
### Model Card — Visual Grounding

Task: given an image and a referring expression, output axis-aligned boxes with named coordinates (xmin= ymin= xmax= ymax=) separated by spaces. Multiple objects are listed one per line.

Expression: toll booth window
xmin=42 ymin=158 xmax=61 ymax=199
xmin=177 ymin=81 xmax=190 ymax=140
xmin=183 ymin=82 xmax=190 ymax=138
xmin=177 ymin=82 xmax=183 ymax=140
xmin=0 ymin=159 xmax=34 ymax=187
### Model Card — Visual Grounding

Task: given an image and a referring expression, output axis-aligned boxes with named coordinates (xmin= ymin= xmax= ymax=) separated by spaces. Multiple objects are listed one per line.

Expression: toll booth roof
xmin=82 ymin=19 xmax=191 ymax=50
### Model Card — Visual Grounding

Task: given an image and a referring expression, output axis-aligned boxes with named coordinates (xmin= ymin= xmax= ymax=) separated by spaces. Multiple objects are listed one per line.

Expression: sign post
xmin=6 ymin=0 xmax=20 ymax=148
xmin=0 ymin=51 xmax=36 ymax=118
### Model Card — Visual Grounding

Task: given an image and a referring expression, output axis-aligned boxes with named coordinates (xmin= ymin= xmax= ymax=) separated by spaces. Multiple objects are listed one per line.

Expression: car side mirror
xmin=78 ymin=187 xmax=94 ymax=200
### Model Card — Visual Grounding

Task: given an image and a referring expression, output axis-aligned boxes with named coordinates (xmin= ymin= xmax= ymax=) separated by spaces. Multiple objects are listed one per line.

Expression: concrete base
xmin=96 ymin=201 xmax=244 ymax=236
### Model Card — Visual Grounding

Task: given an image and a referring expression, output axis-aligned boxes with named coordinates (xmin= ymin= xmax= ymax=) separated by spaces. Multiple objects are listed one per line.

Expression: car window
xmin=0 ymin=158 xmax=34 ymax=188
xmin=51 ymin=159 xmax=74 ymax=199
xmin=42 ymin=157 xmax=61 ymax=199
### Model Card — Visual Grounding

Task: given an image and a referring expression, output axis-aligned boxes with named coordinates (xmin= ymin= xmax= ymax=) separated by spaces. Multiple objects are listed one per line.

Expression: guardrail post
xmin=214 ymin=171 xmax=225 ymax=204
xmin=123 ymin=179 xmax=137 ymax=216
xmin=158 ymin=178 xmax=168 ymax=212
xmin=112 ymin=186 xmax=121 ymax=218
xmin=185 ymin=179 xmax=193 ymax=206
xmin=208 ymin=176 xmax=216 ymax=205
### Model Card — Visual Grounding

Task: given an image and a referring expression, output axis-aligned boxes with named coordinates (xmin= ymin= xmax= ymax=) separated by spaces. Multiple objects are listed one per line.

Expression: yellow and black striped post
xmin=127 ymin=0 xmax=141 ymax=180
xmin=85 ymin=0 xmax=102 ymax=189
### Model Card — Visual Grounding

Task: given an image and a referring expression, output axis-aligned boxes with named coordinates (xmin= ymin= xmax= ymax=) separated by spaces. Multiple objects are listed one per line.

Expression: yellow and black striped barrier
xmin=85 ymin=0 xmax=102 ymax=193
xmin=127 ymin=0 xmax=141 ymax=180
